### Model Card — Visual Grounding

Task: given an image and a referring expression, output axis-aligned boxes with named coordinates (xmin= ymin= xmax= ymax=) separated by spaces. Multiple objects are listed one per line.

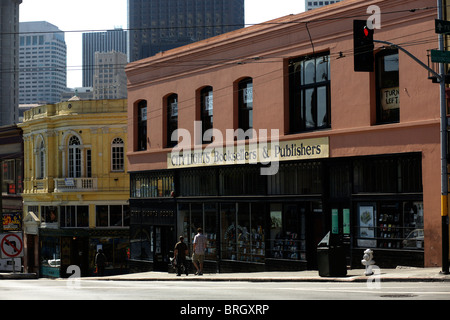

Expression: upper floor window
xmin=289 ymin=52 xmax=330 ymax=133
xmin=200 ymin=86 xmax=213 ymax=143
xmin=68 ymin=136 xmax=81 ymax=178
xmin=37 ymin=139 xmax=45 ymax=179
xmin=167 ymin=94 xmax=178 ymax=148
xmin=376 ymin=49 xmax=399 ymax=124
xmin=137 ymin=100 xmax=147 ymax=151
xmin=111 ymin=137 xmax=125 ymax=172
xmin=238 ymin=78 xmax=253 ymax=138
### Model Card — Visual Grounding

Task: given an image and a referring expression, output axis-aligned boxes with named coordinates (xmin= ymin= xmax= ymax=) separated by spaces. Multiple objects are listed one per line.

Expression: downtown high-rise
xmin=0 ymin=0 xmax=22 ymax=126
xmin=128 ymin=0 xmax=245 ymax=62
xmin=82 ymin=28 xmax=127 ymax=87
xmin=19 ymin=21 xmax=67 ymax=105
xmin=305 ymin=0 xmax=343 ymax=11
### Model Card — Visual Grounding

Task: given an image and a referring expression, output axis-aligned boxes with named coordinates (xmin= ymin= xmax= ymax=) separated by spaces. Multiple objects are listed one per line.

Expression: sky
xmin=19 ymin=0 xmax=306 ymax=88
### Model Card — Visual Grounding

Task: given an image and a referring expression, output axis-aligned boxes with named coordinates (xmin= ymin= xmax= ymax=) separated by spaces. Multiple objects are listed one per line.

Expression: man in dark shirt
xmin=174 ymin=236 xmax=189 ymax=276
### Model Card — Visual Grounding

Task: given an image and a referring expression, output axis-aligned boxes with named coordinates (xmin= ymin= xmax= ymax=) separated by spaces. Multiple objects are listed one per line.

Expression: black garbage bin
xmin=317 ymin=232 xmax=347 ymax=277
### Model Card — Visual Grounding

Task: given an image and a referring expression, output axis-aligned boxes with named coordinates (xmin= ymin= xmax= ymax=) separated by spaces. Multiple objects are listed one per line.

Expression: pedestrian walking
xmin=192 ymin=228 xmax=207 ymax=275
xmin=95 ymin=249 xmax=107 ymax=276
xmin=174 ymin=236 xmax=189 ymax=276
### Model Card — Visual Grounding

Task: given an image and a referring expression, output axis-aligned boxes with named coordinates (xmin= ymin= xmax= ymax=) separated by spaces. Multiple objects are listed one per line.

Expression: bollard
xmin=361 ymin=249 xmax=375 ymax=276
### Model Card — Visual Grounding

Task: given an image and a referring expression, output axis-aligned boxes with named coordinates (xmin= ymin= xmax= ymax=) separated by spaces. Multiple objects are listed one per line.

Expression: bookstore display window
xmin=178 ymin=203 xmax=218 ymax=261
xmin=355 ymin=201 xmax=424 ymax=250
xmin=220 ymin=203 xmax=265 ymax=262
xmin=269 ymin=204 xmax=306 ymax=261
xmin=130 ymin=225 xmax=153 ymax=261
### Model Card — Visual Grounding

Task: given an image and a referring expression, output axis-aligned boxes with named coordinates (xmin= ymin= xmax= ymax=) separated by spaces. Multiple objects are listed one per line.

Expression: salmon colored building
xmin=126 ymin=0 xmax=443 ymax=273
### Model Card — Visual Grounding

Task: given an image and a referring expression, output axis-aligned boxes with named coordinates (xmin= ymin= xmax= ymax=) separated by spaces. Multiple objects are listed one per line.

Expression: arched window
xmin=137 ymin=100 xmax=147 ymax=151
xmin=68 ymin=136 xmax=81 ymax=178
xmin=200 ymin=86 xmax=213 ymax=143
xmin=37 ymin=139 xmax=45 ymax=179
xmin=111 ymin=137 xmax=125 ymax=172
xmin=167 ymin=94 xmax=178 ymax=147
xmin=238 ymin=78 xmax=253 ymax=138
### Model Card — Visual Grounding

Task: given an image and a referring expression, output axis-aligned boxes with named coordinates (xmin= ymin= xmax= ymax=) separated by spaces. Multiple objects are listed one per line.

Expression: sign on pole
xmin=0 ymin=233 xmax=24 ymax=259
xmin=430 ymin=50 xmax=450 ymax=64
xmin=435 ymin=19 xmax=450 ymax=34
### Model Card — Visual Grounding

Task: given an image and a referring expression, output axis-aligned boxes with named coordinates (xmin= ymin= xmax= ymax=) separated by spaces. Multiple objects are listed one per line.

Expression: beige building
xmin=93 ymin=51 xmax=127 ymax=100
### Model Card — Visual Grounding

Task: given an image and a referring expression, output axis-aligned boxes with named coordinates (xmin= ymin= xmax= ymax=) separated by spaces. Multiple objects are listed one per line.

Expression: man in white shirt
xmin=192 ymin=228 xmax=207 ymax=275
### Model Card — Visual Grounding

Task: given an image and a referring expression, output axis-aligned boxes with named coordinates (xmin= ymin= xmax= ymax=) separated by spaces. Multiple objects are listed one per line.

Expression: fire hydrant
xmin=361 ymin=249 xmax=375 ymax=276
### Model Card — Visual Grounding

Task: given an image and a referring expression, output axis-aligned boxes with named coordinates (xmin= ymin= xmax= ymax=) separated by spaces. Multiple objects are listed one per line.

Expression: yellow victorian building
xmin=19 ymin=99 xmax=129 ymax=277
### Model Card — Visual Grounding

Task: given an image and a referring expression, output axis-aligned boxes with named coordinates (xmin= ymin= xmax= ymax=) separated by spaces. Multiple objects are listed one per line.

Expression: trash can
xmin=317 ymin=232 xmax=347 ymax=277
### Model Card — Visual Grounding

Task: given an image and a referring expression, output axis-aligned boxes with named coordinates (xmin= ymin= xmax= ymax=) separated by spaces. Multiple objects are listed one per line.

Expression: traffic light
xmin=353 ymin=20 xmax=374 ymax=72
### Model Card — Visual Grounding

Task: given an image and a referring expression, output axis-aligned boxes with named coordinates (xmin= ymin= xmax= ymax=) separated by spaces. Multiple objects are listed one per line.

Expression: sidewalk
xmin=85 ymin=266 xmax=450 ymax=282
xmin=2 ymin=266 xmax=450 ymax=282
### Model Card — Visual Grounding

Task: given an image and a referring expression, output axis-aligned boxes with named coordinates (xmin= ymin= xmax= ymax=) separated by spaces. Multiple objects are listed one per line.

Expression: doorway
xmin=152 ymin=226 xmax=175 ymax=271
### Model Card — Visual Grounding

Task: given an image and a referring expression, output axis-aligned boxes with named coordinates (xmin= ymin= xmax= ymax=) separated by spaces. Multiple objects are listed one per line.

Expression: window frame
xmin=237 ymin=77 xmax=253 ymax=138
xmin=136 ymin=100 xmax=148 ymax=151
xmin=111 ymin=137 xmax=125 ymax=172
xmin=375 ymin=49 xmax=400 ymax=124
xmin=166 ymin=93 xmax=178 ymax=148
xmin=200 ymin=86 xmax=213 ymax=143
xmin=96 ymin=204 xmax=130 ymax=228
xmin=68 ymin=136 xmax=82 ymax=178
xmin=289 ymin=52 xmax=331 ymax=133
xmin=37 ymin=139 xmax=45 ymax=179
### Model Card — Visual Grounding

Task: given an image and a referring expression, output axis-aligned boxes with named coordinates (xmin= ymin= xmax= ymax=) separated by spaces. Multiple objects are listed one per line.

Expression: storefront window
xmin=40 ymin=236 xmax=61 ymax=277
xmin=178 ymin=203 xmax=218 ymax=261
xmin=130 ymin=225 xmax=153 ymax=261
xmin=131 ymin=171 xmax=174 ymax=198
xmin=220 ymin=203 xmax=266 ymax=262
xmin=355 ymin=201 xmax=424 ymax=250
xmin=251 ymin=204 xmax=266 ymax=262
xmin=204 ymin=203 xmax=218 ymax=260
xmin=269 ymin=203 xmax=306 ymax=260
xmin=221 ymin=203 xmax=237 ymax=260
xmin=90 ymin=237 xmax=129 ymax=273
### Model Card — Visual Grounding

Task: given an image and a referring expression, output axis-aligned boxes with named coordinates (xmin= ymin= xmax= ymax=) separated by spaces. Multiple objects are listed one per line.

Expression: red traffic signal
xmin=353 ymin=20 xmax=374 ymax=72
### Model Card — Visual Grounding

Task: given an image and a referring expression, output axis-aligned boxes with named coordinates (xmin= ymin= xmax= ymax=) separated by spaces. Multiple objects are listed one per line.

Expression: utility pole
xmin=437 ymin=0 xmax=449 ymax=275
xmin=0 ymin=159 xmax=3 ymax=235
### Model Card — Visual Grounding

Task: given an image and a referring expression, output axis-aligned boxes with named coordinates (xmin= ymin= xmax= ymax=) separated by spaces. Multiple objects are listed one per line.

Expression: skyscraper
xmin=19 ymin=21 xmax=67 ymax=105
xmin=305 ymin=0 xmax=343 ymax=11
xmin=93 ymin=51 xmax=128 ymax=100
xmin=128 ymin=0 xmax=245 ymax=62
xmin=82 ymin=29 xmax=127 ymax=87
xmin=0 ymin=0 xmax=22 ymax=126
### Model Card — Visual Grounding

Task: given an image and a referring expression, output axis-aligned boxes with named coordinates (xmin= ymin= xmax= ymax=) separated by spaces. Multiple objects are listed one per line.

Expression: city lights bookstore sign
xmin=167 ymin=137 xmax=329 ymax=170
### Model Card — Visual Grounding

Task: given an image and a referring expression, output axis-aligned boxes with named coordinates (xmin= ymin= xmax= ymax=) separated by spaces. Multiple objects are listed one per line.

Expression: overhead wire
xmin=14 ymin=2 xmax=443 ymax=127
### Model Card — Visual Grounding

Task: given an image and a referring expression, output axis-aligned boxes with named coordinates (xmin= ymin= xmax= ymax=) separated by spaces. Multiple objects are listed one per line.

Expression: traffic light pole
xmin=371 ymin=35 xmax=449 ymax=273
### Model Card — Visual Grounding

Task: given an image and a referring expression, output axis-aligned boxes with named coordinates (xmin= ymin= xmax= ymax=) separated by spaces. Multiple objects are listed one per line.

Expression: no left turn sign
xmin=0 ymin=233 xmax=24 ymax=259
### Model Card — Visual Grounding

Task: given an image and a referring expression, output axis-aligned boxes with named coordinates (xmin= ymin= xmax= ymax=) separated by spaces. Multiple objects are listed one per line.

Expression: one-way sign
xmin=436 ymin=19 xmax=450 ymax=34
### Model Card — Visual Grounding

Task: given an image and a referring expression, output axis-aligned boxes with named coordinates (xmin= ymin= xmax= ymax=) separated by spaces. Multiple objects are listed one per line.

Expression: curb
xmin=0 ymin=273 xmax=38 ymax=279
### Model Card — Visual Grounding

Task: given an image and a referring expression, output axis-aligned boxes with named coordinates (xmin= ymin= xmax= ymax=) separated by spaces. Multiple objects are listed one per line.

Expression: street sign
xmin=0 ymin=233 xmax=24 ymax=259
xmin=430 ymin=50 xmax=450 ymax=64
xmin=436 ymin=19 xmax=450 ymax=34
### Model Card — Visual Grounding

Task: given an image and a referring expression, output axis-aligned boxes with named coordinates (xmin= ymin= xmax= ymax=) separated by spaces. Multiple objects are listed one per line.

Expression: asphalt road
xmin=1 ymin=278 xmax=450 ymax=300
